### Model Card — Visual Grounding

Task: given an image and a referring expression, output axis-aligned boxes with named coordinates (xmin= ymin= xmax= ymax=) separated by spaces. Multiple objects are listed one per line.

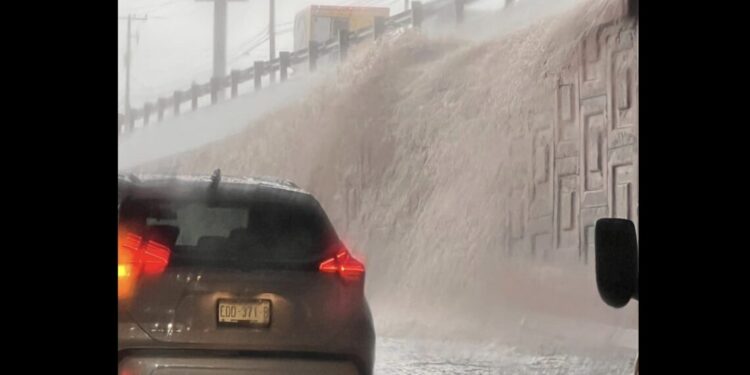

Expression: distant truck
xmin=293 ymin=5 xmax=390 ymax=51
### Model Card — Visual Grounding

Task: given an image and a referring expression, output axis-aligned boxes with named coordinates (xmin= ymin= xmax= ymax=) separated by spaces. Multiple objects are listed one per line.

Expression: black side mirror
xmin=595 ymin=218 xmax=638 ymax=308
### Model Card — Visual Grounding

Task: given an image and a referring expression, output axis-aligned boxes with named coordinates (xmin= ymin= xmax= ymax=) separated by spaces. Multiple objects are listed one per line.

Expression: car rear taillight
xmin=141 ymin=240 xmax=170 ymax=275
xmin=319 ymin=248 xmax=365 ymax=279
xmin=118 ymin=231 xmax=171 ymax=300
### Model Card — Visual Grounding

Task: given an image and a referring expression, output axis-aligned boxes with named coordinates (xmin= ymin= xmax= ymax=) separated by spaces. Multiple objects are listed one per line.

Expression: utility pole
xmin=405 ymin=0 xmax=410 ymax=11
xmin=269 ymin=0 xmax=276 ymax=83
xmin=197 ymin=0 xmax=247 ymax=101
xmin=118 ymin=14 xmax=148 ymax=130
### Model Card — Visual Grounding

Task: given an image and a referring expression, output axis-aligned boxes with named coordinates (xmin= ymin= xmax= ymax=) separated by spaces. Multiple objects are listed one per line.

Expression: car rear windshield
xmin=118 ymin=195 xmax=338 ymax=270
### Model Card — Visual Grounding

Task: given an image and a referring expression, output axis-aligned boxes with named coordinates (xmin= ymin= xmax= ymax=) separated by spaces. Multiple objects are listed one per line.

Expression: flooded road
xmin=376 ymin=336 xmax=636 ymax=375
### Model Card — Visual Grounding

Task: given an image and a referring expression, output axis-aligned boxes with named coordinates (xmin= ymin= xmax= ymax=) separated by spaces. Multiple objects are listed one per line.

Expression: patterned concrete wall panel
xmin=510 ymin=190 xmax=526 ymax=239
xmin=530 ymin=122 xmax=554 ymax=219
xmin=553 ymin=70 xmax=581 ymax=255
xmin=610 ymin=163 xmax=634 ymax=220
xmin=555 ymin=167 xmax=579 ymax=252
xmin=554 ymin=153 xmax=580 ymax=254
xmin=580 ymin=28 xmax=608 ymax=99
xmin=503 ymin=15 xmax=637 ymax=263
xmin=508 ymin=135 xmax=531 ymax=255
xmin=548 ymin=16 xmax=638 ymax=263
xmin=607 ymin=21 xmax=638 ymax=231
xmin=556 ymin=78 xmax=579 ymax=144
xmin=432 ymin=13 xmax=639 ymax=263
xmin=578 ymin=94 xmax=609 ymax=263
xmin=609 ymin=22 xmax=637 ymax=131
xmin=527 ymin=109 xmax=554 ymax=258
xmin=606 ymin=21 xmax=638 ymax=231
xmin=580 ymin=95 xmax=608 ymax=208
xmin=581 ymin=205 xmax=608 ymax=263
xmin=558 ymin=19 xmax=637 ymax=262
xmin=531 ymin=230 xmax=553 ymax=259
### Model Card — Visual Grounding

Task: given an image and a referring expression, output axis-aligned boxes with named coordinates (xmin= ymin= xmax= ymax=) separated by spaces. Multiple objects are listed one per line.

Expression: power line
xmin=120 ymin=0 xmax=190 ymax=14
xmin=227 ymin=20 xmax=292 ymax=63
xmin=118 ymin=14 xmax=149 ymax=128
xmin=125 ymin=0 xmax=396 ymax=109
xmin=269 ymin=0 xmax=276 ymax=82
xmin=126 ymin=5 xmax=279 ymax=104
xmin=126 ymin=26 xmax=268 ymax=102
xmin=228 ymin=24 xmax=292 ymax=66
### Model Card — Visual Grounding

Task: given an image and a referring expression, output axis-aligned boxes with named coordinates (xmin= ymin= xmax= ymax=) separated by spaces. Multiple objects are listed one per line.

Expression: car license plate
xmin=217 ymin=299 xmax=271 ymax=326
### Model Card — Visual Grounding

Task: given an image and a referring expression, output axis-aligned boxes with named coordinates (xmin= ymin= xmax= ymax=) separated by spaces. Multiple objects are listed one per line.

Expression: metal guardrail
xmin=120 ymin=0 xmax=480 ymax=133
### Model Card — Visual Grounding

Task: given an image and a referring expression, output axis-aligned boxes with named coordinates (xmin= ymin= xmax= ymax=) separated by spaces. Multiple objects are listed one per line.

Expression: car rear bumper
xmin=119 ymin=296 xmax=375 ymax=373
xmin=118 ymin=310 xmax=375 ymax=374
xmin=119 ymin=354 xmax=360 ymax=375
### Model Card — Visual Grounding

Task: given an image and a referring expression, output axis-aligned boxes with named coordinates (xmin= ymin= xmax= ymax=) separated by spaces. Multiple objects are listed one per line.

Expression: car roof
xmin=118 ymin=173 xmax=316 ymax=206
xmin=132 ymin=173 xmax=306 ymax=192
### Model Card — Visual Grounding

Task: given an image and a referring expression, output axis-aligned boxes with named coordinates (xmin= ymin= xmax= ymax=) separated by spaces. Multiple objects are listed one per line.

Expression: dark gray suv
xmin=118 ymin=173 xmax=375 ymax=375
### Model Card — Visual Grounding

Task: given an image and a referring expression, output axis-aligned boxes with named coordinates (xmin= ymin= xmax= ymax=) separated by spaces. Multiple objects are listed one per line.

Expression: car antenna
xmin=210 ymin=168 xmax=221 ymax=189
xmin=207 ymin=169 xmax=221 ymax=206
